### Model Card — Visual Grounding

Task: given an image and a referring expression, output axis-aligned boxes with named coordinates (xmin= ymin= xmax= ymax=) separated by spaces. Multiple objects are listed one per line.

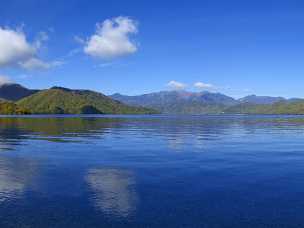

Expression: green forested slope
xmin=17 ymin=87 xmax=157 ymax=114
xmin=224 ymin=101 xmax=304 ymax=114
xmin=0 ymin=101 xmax=30 ymax=114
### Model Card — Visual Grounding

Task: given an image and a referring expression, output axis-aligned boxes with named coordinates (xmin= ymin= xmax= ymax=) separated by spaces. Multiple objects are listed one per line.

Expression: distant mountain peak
xmin=50 ymin=86 xmax=72 ymax=91
xmin=0 ymin=83 xmax=38 ymax=101
xmin=110 ymin=90 xmax=237 ymax=114
xmin=111 ymin=92 xmax=123 ymax=96
xmin=0 ymin=82 xmax=23 ymax=88
xmin=239 ymin=95 xmax=285 ymax=104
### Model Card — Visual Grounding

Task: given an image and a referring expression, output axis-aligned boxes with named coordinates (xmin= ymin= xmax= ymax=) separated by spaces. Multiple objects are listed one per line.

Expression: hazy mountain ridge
xmin=111 ymin=90 xmax=304 ymax=114
xmin=238 ymin=95 xmax=285 ymax=104
xmin=111 ymin=90 xmax=238 ymax=114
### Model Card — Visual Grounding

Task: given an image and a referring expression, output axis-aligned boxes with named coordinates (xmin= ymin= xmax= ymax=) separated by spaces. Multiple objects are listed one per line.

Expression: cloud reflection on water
xmin=0 ymin=157 xmax=36 ymax=203
xmin=86 ymin=168 xmax=137 ymax=218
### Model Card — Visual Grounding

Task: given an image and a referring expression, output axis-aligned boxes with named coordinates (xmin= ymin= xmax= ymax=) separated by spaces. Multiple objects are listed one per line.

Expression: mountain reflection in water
xmin=1 ymin=115 xmax=304 ymax=151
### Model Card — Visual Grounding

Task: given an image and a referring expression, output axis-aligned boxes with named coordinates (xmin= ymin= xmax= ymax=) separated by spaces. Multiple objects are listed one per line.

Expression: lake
xmin=0 ymin=115 xmax=304 ymax=227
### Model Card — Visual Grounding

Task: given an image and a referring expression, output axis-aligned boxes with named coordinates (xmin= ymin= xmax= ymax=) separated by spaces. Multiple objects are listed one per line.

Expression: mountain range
xmin=111 ymin=91 xmax=237 ymax=114
xmin=0 ymin=84 xmax=156 ymax=115
xmin=111 ymin=90 xmax=304 ymax=114
xmin=1 ymin=83 xmax=304 ymax=115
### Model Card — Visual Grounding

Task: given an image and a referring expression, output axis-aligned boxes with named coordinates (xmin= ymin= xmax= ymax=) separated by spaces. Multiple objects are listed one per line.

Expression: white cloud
xmin=167 ymin=80 xmax=187 ymax=90
xmin=0 ymin=27 xmax=35 ymax=66
xmin=20 ymin=58 xmax=50 ymax=70
xmin=0 ymin=26 xmax=58 ymax=71
xmin=194 ymin=82 xmax=214 ymax=91
xmin=74 ymin=35 xmax=85 ymax=44
xmin=20 ymin=58 xmax=64 ymax=70
xmin=67 ymin=48 xmax=82 ymax=57
xmin=95 ymin=61 xmax=131 ymax=69
xmin=34 ymin=31 xmax=49 ymax=49
xmin=0 ymin=75 xmax=13 ymax=85
xmin=84 ymin=16 xmax=138 ymax=59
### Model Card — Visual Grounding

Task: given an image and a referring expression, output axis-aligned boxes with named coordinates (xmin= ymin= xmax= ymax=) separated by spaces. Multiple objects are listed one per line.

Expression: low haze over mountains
xmin=0 ymin=82 xmax=304 ymax=115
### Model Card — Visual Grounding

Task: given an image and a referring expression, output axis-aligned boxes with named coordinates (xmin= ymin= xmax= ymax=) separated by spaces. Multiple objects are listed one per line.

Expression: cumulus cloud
xmin=0 ymin=75 xmax=13 ymax=85
xmin=167 ymin=80 xmax=187 ymax=90
xmin=0 ymin=27 xmax=35 ymax=66
xmin=194 ymin=82 xmax=214 ymax=91
xmin=0 ymin=26 xmax=59 ymax=71
xmin=84 ymin=16 xmax=138 ymax=59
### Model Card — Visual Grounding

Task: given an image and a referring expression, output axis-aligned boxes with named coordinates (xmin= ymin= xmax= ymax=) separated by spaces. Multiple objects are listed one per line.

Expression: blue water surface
xmin=0 ymin=115 xmax=304 ymax=227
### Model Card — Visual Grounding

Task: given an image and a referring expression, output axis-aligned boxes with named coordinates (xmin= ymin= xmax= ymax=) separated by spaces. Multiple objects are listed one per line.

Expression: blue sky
xmin=0 ymin=0 xmax=304 ymax=98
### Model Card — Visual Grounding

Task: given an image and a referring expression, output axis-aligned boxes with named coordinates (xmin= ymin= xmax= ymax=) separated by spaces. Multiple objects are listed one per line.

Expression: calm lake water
xmin=0 ymin=115 xmax=304 ymax=227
